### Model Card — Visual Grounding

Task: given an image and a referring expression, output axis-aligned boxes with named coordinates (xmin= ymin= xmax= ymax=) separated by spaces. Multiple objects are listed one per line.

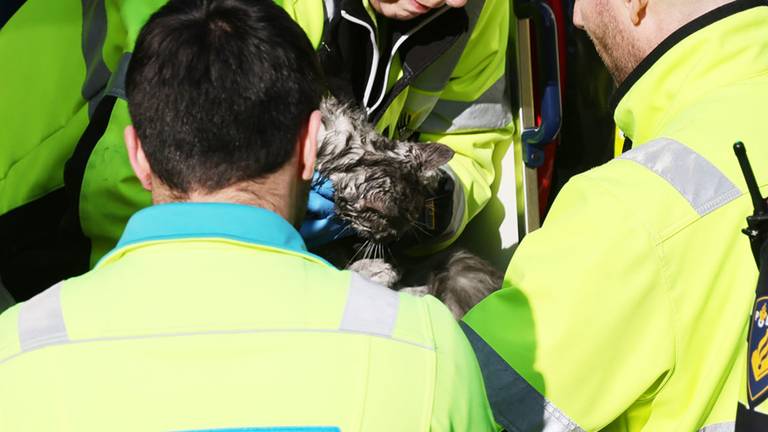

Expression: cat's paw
xmin=399 ymin=285 xmax=431 ymax=297
xmin=348 ymin=258 xmax=400 ymax=288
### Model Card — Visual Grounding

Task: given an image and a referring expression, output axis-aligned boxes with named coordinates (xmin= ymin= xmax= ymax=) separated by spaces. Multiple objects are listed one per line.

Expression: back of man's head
xmin=126 ymin=0 xmax=324 ymax=195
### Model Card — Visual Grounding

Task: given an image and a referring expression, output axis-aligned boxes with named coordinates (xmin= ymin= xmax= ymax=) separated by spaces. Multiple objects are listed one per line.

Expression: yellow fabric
xmin=0 ymin=0 xmax=87 ymax=214
xmin=465 ymin=5 xmax=768 ymax=431
xmin=0 ymin=234 xmax=494 ymax=431
xmin=373 ymin=0 xmax=514 ymax=251
xmin=283 ymin=0 xmax=325 ymax=49
xmin=614 ymin=126 xmax=624 ymax=158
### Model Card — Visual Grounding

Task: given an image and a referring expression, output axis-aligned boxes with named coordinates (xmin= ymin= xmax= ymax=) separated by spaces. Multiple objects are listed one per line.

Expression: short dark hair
xmin=126 ymin=0 xmax=325 ymax=193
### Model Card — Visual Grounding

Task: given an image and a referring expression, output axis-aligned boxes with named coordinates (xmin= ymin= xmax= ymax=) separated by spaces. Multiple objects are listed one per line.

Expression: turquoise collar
xmin=116 ymin=202 xmax=309 ymax=253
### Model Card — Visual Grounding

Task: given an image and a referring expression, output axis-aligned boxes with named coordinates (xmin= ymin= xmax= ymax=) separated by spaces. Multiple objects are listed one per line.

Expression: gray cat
xmin=316 ymin=96 xmax=454 ymax=243
xmin=316 ymin=96 xmax=502 ymax=318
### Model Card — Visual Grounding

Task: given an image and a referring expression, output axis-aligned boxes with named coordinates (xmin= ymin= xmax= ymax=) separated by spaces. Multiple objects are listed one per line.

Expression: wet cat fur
xmin=316 ymin=96 xmax=454 ymax=244
xmin=316 ymin=97 xmax=502 ymax=318
xmin=355 ymin=249 xmax=504 ymax=319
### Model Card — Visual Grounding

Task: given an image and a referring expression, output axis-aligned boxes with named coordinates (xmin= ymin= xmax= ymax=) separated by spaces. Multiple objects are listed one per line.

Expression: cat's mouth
xmin=351 ymin=215 xmax=418 ymax=245
xmin=335 ymin=199 xmax=413 ymax=245
xmin=355 ymin=224 xmax=399 ymax=244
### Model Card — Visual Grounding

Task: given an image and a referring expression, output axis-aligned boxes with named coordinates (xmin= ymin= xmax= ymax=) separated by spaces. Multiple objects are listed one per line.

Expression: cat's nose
xmin=366 ymin=199 xmax=398 ymax=218
xmin=373 ymin=229 xmax=398 ymax=244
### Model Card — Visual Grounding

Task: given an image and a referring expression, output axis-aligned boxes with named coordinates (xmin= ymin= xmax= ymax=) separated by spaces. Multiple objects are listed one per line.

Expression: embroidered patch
xmin=748 ymin=297 xmax=768 ymax=407
xmin=396 ymin=112 xmax=414 ymax=140
xmin=423 ymin=198 xmax=437 ymax=231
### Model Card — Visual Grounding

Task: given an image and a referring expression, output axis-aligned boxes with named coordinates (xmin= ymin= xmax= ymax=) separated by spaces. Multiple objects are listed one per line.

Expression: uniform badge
xmin=396 ymin=112 xmax=415 ymax=140
xmin=748 ymin=297 xmax=768 ymax=407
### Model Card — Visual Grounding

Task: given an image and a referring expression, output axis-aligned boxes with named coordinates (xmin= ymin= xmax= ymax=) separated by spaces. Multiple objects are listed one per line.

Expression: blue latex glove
xmin=300 ymin=173 xmax=353 ymax=248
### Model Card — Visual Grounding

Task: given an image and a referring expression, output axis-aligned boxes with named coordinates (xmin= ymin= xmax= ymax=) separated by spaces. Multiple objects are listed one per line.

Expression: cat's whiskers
xmin=366 ymin=242 xmax=377 ymax=261
xmin=348 ymin=240 xmax=370 ymax=266
xmin=365 ymin=241 xmax=376 ymax=261
xmin=409 ymin=222 xmax=431 ymax=238
xmin=383 ymin=244 xmax=393 ymax=260
xmin=409 ymin=229 xmax=423 ymax=242
xmin=361 ymin=242 xmax=370 ymax=261
xmin=334 ymin=222 xmax=353 ymax=240
xmin=411 ymin=220 xmax=434 ymax=234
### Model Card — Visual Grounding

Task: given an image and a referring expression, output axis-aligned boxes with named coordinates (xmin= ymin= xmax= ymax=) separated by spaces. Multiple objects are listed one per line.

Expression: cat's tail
xmin=426 ymin=250 xmax=503 ymax=319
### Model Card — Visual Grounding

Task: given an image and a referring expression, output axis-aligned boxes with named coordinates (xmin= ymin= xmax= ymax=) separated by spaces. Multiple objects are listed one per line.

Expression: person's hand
xmin=300 ymin=174 xmax=353 ymax=248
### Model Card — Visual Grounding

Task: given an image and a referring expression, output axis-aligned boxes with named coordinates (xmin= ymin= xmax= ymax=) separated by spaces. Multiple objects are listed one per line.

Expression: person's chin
xmin=386 ymin=2 xmax=430 ymax=20
xmin=408 ymin=0 xmax=430 ymax=15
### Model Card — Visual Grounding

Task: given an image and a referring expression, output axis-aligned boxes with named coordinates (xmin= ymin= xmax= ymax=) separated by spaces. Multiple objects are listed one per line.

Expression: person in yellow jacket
xmin=0 ymin=1 xmax=496 ymax=430
xmin=0 ymin=0 xmax=512 ymax=301
xmin=462 ymin=0 xmax=768 ymax=431
xmin=298 ymin=0 xmax=513 ymax=251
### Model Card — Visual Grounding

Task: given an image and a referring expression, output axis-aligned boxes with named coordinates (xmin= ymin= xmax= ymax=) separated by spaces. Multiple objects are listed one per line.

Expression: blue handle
xmin=518 ymin=0 xmax=563 ymax=168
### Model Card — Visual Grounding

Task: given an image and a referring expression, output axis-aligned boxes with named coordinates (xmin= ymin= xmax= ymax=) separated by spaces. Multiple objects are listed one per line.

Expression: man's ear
xmin=298 ymin=109 xmax=322 ymax=181
xmin=627 ymin=0 xmax=648 ymax=25
xmin=124 ymin=125 xmax=153 ymax=191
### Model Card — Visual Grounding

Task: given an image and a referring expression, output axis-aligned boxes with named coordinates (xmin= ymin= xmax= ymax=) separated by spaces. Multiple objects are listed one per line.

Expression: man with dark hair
xmin=0 ymin=1 xmax=496 ymax=430
xmin=0 ymin=0 xmax=510 ymax=301
xmin=125 ymin=0 xmax=324 ymax=201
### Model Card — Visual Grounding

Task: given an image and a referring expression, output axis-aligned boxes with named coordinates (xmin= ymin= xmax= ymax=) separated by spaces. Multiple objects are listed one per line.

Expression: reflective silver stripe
xmin=419 ymin=77 xmax=512 ymax=133
xmin=435 ymin=166 xmax=466 ymax=242
xmin=1 ymin=326 xmax=434 ymax=365
xmin=104 ymin=52 xmax=131 ymax=100
xmin=81 ymin=0 xmax=112 ymax=116
xmin=339 ymin=273 xmax=399 ymax=337
xmin=17 ymin=283 xmax=69 ymax=352
xmin=620 ymin=138 xmax=742 ymax=216
xmin=323 ymin=0 xmax=335 ymax=20
xmin=461 ymin=322 xmax=585 ymax=432
xmin=698 ymin=421 xmax=735 ymax=432
xmin=0 ymin=278 xmax=423 ymax=365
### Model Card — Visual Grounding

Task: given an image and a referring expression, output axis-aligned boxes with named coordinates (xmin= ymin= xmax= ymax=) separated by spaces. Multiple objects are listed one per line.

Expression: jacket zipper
xmin=339 ymin=10 xmax=380 ymax=110
xmin=367 ymin=5 xmax=452 ymax=114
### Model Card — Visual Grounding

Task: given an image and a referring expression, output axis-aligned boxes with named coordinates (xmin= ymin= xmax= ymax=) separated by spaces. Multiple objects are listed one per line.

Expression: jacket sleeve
xmin=461 ymin=171 xmax=676 ymax=431
xmin=0 ymin=0 xmax=89 ymax=215
xmin=414 ymin=0 xmax=515 ymax=251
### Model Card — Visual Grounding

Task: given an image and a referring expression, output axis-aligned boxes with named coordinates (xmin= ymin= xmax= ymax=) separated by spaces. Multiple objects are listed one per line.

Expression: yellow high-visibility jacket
xmin=463 ymin=2 xmax=768 ymax=431
xmin=0 ymin=203 xmax=496 ymax=431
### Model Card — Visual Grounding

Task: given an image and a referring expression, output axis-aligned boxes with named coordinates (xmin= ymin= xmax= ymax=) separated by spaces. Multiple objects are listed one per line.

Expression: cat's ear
xmin=412 ymin=142 xmax=455 ymax=170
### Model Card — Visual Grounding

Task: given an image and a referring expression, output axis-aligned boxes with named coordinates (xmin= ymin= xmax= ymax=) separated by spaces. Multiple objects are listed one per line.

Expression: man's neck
xmin=613 ymin=0 xmax=766 ymax=143
xmin=152 ymin=179 xmax=301 ymax=225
